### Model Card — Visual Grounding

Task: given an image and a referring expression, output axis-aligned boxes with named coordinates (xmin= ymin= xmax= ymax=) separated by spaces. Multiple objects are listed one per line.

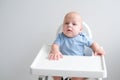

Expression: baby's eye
xmin=73 ymin=23 xmax=76 ymax=25
xmin=65 ymin=22 xmax=69 ymax=25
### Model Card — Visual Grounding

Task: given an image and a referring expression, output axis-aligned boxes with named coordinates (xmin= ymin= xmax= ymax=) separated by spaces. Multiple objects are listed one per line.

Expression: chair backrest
xmin=56 ymin=21 xmax=93 ymax=56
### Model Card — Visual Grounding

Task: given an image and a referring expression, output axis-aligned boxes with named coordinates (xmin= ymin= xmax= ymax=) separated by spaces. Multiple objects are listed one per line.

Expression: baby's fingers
xmin=59 ymin=53 xmax=63 ymax=58
xmin=49 ymin=53 xmax=62 ymax=60
xmin=49 ymin=53 xmax=56 ymax=60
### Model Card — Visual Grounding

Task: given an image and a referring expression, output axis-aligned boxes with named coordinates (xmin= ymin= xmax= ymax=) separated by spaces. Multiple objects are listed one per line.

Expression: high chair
xmin=30 ymin=21 xmax=107 ymax=80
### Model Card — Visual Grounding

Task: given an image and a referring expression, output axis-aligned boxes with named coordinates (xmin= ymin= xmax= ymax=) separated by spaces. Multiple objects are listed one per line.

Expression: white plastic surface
xmin=30 ymin=45 xmax=107 ymax=78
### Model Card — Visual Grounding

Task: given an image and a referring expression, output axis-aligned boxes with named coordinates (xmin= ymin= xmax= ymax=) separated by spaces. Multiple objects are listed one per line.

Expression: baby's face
xmin=63 ymin=13 xmax=82 ymax=37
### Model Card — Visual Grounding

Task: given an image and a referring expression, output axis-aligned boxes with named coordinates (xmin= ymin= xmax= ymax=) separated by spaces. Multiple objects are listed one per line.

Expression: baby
xmin=49 ymin=11 xmax=105 ymax=80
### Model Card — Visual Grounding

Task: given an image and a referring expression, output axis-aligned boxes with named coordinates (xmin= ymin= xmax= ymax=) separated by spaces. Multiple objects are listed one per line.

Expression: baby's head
xmin=62 ymin=11 xmax=83 ymax=37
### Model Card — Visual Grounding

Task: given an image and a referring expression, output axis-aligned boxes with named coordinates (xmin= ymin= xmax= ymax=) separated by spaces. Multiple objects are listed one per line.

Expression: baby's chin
xmin=64 ymin=33 xmax=76 ymax=38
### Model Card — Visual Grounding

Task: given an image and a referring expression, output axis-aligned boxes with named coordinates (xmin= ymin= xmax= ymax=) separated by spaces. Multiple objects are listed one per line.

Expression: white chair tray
xmin=30 ymin=45 xmax=107 ymax=78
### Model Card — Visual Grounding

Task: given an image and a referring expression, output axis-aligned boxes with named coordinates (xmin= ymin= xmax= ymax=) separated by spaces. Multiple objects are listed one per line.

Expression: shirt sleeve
xmin=53 ymin=33 xmax=61 ymax=46
xmin=83 ymin=34 xmax=94 ymax=47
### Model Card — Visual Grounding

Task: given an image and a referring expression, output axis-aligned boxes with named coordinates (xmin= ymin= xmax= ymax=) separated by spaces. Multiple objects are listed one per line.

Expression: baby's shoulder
xmin=79 ymin=32 xmax=87 ymax=37
xmin=57 ymin=32 xmax=66 ymax=38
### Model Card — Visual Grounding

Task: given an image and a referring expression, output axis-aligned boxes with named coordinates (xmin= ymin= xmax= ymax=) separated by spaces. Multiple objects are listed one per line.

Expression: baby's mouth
xmin=67 ymin=30 xmax=71 ymax=31
xmin=67 ymin=28 xmax=72 ymax=32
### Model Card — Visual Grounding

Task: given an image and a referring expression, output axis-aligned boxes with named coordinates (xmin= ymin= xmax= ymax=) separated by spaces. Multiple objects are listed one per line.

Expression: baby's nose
xmin=68 ymin=23 xmax=72 ymax=27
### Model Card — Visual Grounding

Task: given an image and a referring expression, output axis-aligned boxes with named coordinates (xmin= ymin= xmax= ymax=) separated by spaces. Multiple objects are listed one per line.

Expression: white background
xmin=0 ymin=0 xmax=120 ymax=80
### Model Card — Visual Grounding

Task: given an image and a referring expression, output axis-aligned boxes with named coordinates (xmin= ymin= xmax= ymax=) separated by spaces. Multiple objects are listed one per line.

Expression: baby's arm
xmin=91 ymin=42 xmax=105 ymax=55
xmin=49 ymin=44 xmax=63 ymax=60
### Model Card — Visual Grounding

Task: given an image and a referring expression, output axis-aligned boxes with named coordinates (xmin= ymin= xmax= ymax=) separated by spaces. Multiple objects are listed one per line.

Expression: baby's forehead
xmin=65 ymin=12 xmax=82 ymax=20
xmin=66 ymin=12 xmax=81 ymax=17
xmin=64 ymin=14 xmax=81 ymax=22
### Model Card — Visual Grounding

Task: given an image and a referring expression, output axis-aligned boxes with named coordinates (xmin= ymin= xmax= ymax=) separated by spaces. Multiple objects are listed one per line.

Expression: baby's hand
xmin=94 ymin=47 xmax=105 ymax=56
xmin=49 ymin=51 xmax=63 ymax=60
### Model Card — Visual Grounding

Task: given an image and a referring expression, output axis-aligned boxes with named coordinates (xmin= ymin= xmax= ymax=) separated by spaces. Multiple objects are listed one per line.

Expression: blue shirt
xmin=54 ymin=32 xmax=93 ymax=56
